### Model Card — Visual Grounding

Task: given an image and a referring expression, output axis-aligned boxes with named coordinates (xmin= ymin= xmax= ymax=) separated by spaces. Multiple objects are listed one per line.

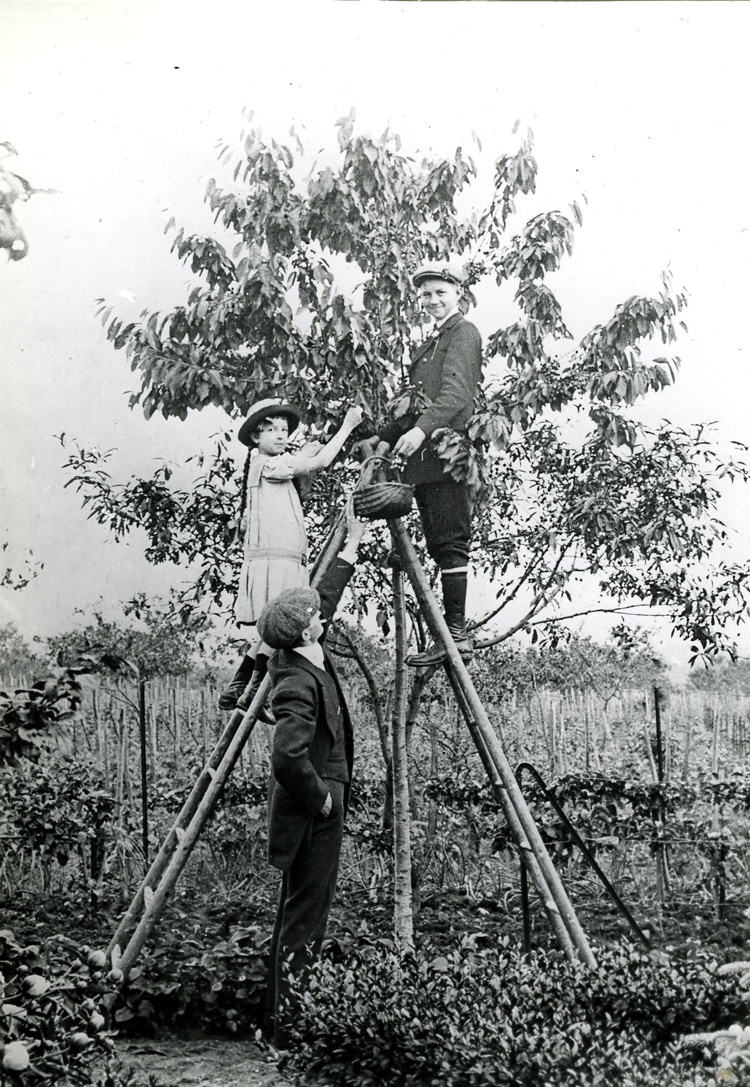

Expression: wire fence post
xmin=138 ymin=674 xmax=148 ymax=868
xmin=653 ymin=687 xmax=671 ymax=904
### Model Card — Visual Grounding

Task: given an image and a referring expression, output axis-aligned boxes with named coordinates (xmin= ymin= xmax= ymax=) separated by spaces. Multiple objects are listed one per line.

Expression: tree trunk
xmin=138 ymin=678 xmax=149 ymax=867
xmin=115 ymin=707 xmax=126 ymax=819
xmin=682 ymin=706 xmax=693 ymax=780
xmin=334 ymin=625 xmax=394 ymax=829
xmin=390 ymin=560 xmax=414 ymax=952
xmin=148 ymin=702 xmax=157 ymax=781
xmin=404 ymin=666 xmax=433 ymax=820
xmin=173 ymin=686 xmax=181 ymax=765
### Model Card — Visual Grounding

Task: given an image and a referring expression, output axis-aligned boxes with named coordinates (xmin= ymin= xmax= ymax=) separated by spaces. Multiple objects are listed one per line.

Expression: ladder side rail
xmin=309 ymin=512 xmax=348 ymax=581
xmin=108 ymin=708 xmax=246 ymax=957
xmin=113 ymin=676 xmax=271 ymax=977
xmin=390 ymin=519 xmax=597 ymax=970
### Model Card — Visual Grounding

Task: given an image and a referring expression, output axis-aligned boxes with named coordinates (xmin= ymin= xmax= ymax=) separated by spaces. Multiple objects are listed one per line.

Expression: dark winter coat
xmin=266 ymin=558 xmax=355 ymax=871
xmin=378 ymin=312 xmax=483 ymax=486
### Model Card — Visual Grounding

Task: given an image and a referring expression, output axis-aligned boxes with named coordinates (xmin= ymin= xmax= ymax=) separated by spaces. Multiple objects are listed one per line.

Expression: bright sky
xmin=1 ymin=1 xmax=749 ymax=663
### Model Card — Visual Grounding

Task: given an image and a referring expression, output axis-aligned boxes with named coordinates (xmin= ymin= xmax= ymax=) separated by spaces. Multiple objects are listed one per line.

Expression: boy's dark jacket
xmin=266 ymin=557 xmax=355 ymax=871
xmin=378 ymin=312 xmax=483 ymax=486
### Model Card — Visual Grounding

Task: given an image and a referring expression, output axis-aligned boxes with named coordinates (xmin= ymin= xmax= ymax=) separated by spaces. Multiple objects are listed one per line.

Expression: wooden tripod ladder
xmin=107 ymin=512 xmax=596 ymax=977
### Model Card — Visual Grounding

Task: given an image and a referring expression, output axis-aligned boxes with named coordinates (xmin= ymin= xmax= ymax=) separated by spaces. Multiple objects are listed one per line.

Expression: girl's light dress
xmin=234 ymin=451 xmax=310 ymax=625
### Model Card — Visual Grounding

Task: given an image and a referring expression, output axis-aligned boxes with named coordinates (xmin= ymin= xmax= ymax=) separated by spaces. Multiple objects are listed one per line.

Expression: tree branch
xmin=474 ymin=602 xmax=671 ymax=650
xmin=330 ymin=624 xmax=389 ymax=766
xmin=471 ymin=540 xmax=574 ymax=633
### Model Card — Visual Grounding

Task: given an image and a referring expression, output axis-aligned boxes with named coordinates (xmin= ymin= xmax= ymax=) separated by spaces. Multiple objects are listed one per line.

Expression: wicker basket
xmin=353 ymin=457 xmax=414 ymax=521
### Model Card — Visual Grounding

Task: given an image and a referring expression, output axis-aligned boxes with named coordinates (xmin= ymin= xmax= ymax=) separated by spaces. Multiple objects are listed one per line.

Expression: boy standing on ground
xmin=355 ymin=260 xmax=483 ymax=666
xmin=257 ymin=511 xmax=366 ymax=1049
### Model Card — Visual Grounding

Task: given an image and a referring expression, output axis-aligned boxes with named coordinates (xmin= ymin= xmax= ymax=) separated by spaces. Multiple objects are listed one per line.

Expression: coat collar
xmin=274 ymin=646 xmax=332 ymax=681
xmin=412 ymin=312 xmax=463 ymax=361
xmin=435 ymin=311 xmax=463 ymax=334
xmin=292 ymin=643 xmax=326 ymax=671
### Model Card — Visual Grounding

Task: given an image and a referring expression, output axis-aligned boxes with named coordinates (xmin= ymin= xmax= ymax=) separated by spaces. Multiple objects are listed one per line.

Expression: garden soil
xmin=116 ymin=1035 xmax=290 ymax=1087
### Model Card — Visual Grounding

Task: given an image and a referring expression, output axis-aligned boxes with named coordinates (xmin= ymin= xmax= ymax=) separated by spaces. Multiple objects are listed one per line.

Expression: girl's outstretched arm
xmin=293 ymin=406 xmax=364 ymax=475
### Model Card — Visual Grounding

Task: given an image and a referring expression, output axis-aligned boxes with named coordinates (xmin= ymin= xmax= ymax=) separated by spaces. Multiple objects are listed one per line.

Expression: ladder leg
xmin=108 ymin=703 xmax=249 ymax=957
xmin=443 ymin=665 xmax=577 ymax=961
xmin=390 ymin=519 xmax=597 ymax=969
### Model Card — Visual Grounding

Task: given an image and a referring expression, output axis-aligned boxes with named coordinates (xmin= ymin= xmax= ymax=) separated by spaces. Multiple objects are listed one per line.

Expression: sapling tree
xmin=0 ymin=623 xmax=44 ymax=680
xmin=65 ymin=112 xmax=749 ymax=665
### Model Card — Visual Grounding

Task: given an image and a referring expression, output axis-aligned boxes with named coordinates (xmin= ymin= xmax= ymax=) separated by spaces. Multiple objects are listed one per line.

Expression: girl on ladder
xmin=219 ymin=397 xmax=363 ymax=716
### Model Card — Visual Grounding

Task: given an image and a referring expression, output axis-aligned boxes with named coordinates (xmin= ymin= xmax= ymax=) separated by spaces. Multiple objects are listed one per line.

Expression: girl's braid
xmin=238 ymin=450 xmax=252 ymax=525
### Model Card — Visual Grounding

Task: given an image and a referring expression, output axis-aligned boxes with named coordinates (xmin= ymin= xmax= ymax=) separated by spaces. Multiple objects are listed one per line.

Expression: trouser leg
xmin=264 ymin=880 xmax=285 ymax=1036
xmin=267 ymin=781 xmax=345 ymax=1048
xmin=416 ymin=479 xmax=471 ymax=572
xmin=409 ymin=482 xmax=473 ymax=665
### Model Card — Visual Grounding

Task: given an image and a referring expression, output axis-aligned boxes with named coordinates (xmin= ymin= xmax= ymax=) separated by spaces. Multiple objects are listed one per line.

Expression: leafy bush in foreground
xmin=115 ymin=917 xmax=270 ymax=1035
xmin=0 ymin=669 xmax=84 ymax=767
xmin=682 ymin=958 xmax=750 ymax=1084
xmin=285 ymin=937 xmax=750 ymax=1087
xmin=0 ymin=928 xmax=134 ymax=1086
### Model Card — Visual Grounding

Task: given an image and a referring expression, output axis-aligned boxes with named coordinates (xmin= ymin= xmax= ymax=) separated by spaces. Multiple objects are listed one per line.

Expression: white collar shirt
xmin=292 ymin=643 xmax=326 ymax=671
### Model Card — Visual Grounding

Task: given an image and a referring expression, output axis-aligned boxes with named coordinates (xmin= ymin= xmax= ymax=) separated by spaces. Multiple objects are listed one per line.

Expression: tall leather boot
xmin=407 ymin=569 xmax=473 ymax=668
xmin=218 ymin=654 xmax=255 ymax=711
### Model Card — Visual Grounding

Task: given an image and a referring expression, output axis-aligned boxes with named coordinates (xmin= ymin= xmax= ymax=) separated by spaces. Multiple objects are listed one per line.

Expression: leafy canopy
xmin=66 ymin=112 xmax=749 ymax=662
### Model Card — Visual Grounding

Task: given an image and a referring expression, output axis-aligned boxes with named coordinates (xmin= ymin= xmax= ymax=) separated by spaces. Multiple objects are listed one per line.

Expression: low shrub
xmin=0 ymin=669 xmax=84 ymax=767
xmin=115 ymin=916 xmax=270 ymax=1035
xmin=682 ymin=957 xmax=750 ymax=1083
xmin=0 ymin=928 xmax=134 ymax=1086
xmin=0 ymin=758 xmax=116 ymax=896
xmin=284 ymin=936 xmax=750 ymax=1086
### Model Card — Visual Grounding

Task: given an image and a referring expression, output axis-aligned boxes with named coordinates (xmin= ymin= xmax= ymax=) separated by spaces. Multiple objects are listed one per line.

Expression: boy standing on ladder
xmin=355 ymin=260 xmax=483 ymax=666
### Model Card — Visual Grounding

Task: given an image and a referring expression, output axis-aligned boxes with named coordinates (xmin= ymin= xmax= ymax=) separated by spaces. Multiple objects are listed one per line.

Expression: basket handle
xmin=358 ymin=444 xmax=394 ymax=488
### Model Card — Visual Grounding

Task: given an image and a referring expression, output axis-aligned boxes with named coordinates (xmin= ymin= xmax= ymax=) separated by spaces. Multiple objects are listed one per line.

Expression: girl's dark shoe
xmin=218 ymin=655 xmax=255 ymax=711
xmin=235 ymin=656 xmax=274 ymax=724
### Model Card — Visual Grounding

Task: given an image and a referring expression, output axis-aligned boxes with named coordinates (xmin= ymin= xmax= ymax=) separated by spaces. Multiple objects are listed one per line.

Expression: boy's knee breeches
xmin=415 ymin=480 xmax=472 ymax=570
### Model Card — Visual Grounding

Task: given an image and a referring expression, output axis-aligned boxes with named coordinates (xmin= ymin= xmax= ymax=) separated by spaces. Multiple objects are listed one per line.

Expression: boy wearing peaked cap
xmin=355 ymin=260 xmax=483 ymax=666
xmin=258 ymin=512 xmax=366 ymax=1049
